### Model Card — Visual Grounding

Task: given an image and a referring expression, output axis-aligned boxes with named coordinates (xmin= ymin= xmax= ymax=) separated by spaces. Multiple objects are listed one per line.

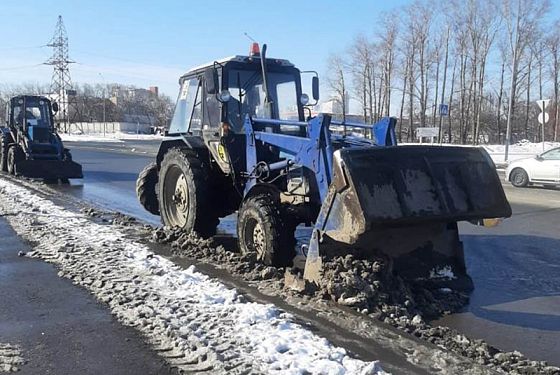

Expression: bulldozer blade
xmin=14 ymin=159 xmax=83 ymax=179
xmin=304 ymin=145 xmax=511 ymax=290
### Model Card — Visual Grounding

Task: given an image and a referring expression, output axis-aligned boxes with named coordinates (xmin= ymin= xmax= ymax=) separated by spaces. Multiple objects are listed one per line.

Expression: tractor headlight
xmin=218 ymin=89 xmax=231 ymax=103
xmin=300 ymin=93 xmax=310 ymax=105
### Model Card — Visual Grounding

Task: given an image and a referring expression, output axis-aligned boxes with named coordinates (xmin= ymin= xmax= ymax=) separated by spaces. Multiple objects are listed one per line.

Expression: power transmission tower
xmin=45 ymin=15 xmax=76 ymax=132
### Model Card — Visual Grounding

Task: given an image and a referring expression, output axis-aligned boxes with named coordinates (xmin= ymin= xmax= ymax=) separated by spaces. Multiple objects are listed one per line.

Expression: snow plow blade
xmin=304 ymin=146 xmax=511 ymax=290
xmin=14 ymin=159 xmax=83 ymax=179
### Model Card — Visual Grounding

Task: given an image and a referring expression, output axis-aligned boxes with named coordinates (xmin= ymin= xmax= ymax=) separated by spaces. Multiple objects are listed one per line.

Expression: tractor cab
xmin=167 ymin=44 xmax=318 ymax=175
xmin=0 ymin=95 xmax=82 ymax=180
xmin=9 ymin=96 xmax=57 ymax=144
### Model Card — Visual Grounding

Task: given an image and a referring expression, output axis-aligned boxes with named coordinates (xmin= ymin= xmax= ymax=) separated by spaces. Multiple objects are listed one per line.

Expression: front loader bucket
xmin=304 ymin=146 xmax=511 ymax=290
xmin=14 ymin=159 xmax=83 ymax=179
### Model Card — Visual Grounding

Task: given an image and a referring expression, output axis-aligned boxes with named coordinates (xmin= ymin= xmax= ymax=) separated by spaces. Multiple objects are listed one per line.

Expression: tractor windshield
xmin=227 ymin=69 xmax=299 ymax=131
xmin=13 ymin=98 xmax=52 ymax=129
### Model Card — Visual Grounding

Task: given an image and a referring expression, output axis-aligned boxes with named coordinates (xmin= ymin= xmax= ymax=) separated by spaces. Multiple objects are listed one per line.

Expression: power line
xmin=0 ymin=45 xmax=48 ymax=51
xmin=0 ymin=64 xmax=45 ymax=71
xmin=44 ymin=15 xmax=76 ymax=130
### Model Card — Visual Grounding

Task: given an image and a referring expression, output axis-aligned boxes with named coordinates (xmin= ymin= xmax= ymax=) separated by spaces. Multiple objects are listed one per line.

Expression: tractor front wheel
xmin=158 ymin=148 xmax=219 ymax=237
xmin=237 ymin=194 xmax=296 ymax=267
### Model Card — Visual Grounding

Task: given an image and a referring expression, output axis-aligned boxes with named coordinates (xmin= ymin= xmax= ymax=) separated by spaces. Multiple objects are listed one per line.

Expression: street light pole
xmin=99 ymin=73 xmax=107 ymax=137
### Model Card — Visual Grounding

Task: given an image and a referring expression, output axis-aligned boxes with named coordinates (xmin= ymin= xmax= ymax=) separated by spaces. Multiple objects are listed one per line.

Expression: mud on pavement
xmin=1 ymin=173 xmax=559 ymax=375
xmin=0 ymin=178 xmax=385 ymax=375
xmin=154 ymin=227 xmax=560 ymax=375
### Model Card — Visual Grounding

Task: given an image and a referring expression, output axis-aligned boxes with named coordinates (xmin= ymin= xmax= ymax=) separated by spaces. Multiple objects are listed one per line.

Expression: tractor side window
xmin=190 ymin=81 xmax=203 ymax=132
xmin=13 ymin=106 xmax=22 ymax=125
xmin=169 ymin=78 xmax=200 ymax=134
xmin=276 ymin=80 xmax=298 ymax=121
xmin=203 ymin=83 xmax=220 ymax=129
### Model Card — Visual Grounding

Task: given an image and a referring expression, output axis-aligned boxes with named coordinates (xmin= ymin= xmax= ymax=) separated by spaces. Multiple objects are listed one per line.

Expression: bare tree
xmin=547 ymin=22 xmax=560 ymax=141
xmin=327 ymin=54 xmax=349 ymax=121
xmin=503 ymin=0 xmax=550 ymax=160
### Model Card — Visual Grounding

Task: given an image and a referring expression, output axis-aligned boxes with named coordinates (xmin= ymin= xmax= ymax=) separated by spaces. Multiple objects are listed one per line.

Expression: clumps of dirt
xmin=153 ymin=228 xmax=284 ymax=283
xmin=81 ymin=207 xmax=137 ymax=226
xmin=318 ymin=254 xmax=468 ymax=319
xmin=152 ymin=227 xmax=560 ymax=375
xmin=316 ymin=254 xmax=558 ymax=374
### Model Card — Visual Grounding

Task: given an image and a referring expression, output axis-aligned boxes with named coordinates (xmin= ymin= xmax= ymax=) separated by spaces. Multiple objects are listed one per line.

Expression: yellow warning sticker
xmin=217 ymin=144 xmax=228 ymax=162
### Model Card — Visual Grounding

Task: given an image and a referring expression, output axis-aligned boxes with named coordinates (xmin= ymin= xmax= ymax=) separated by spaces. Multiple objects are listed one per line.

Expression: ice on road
xmin=0 ymin=178 xmax=386 ymax=375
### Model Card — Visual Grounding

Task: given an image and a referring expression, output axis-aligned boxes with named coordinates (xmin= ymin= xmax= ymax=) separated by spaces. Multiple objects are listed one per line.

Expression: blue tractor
xmin=0 ymin=95 xmax=82 ymax=181
xmin=137 ymin=44 xmax=511 ymax=288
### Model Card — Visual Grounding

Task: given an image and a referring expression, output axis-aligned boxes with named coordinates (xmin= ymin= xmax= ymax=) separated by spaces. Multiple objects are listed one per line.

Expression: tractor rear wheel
xmin=7 ymin=146 xmax=24 ymax=175
xmin=237 ymin=193 xmax=296 ymax=267
xmin=137 ymin=162 xmax=160 ymax=215
xmin=157 ymin=148 xmax=219 ymax=237
xmin=0 ymin=135 xmax=8 ymax=172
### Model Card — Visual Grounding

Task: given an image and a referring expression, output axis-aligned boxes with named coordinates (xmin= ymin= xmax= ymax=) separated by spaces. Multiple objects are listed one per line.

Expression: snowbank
xmin=0 ymin=178 xmax=387 ymax=375
xmin=402 ymin=141 xmax=560 ymax=166
xmin=59 ymin=132 xmax=164 ymax=143
xmin=483 ymin=141 xmax=560 ymax=165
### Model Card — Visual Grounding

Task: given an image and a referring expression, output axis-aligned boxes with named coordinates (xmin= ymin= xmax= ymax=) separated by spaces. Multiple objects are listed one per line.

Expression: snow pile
xmin=483 ymin=141 xmax=560 ymax=165
xmin=157 ymin=228 xmax=560 ymax=375
xmin=483 ymin=140 xmax=560 ymax=155
xmin=0 ymin=178 xmax=386 ymax=375
xmin=401 ymin=141 xmax=560 ymax=166
xmin=59 ymin=132 xmax=163 ymax=143
xmin=429 ymin=266 xmax=456 ymax=280
xmin=0 ymin=343 xmax=25 ymax=373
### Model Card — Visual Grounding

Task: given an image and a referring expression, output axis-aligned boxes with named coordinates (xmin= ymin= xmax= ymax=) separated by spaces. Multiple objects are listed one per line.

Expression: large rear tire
xmin=237 ymin=193 xmax=296 ymax=267
xmin=136 ymin=162 xmax=160 ymax=215
xmin=510 ymin=168 xmax=529 ymax=187
xmin=157 ymin=148 xmax=219 ymax=237
xmin=7 ymin=146 xmax=24 ymax=176
xmin=0 ymin=135 xmax=8 ymax=172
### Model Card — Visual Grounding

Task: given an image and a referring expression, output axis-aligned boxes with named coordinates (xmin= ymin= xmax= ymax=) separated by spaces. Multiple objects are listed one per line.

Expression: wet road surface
xmin=440 ymin=183 xmax=560 ymax=365
xmin=59 ymin=140 xmax=560 ymax=366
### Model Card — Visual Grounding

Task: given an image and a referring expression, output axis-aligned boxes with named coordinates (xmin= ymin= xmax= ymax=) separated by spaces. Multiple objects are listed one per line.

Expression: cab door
xmin=200 ymin=74 xmax=230 ymax=174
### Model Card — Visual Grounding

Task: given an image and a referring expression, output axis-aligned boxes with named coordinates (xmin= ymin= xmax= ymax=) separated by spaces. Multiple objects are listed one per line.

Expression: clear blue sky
xmin=0 ymin=0 xmax=412 ymax=97
xmin=1 ymin=0 xmax=559 ymax=101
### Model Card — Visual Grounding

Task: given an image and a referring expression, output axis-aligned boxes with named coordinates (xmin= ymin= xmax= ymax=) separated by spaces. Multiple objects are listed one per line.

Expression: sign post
xmin=416 ymin=127 xmax=439 ymax=144
xmin=536 ymin=99 xmax=551 ymax=153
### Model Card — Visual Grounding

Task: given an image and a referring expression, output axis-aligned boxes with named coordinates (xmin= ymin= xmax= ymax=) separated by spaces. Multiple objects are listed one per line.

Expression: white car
xmin=505 ymin=147 xmax=560 ymax=187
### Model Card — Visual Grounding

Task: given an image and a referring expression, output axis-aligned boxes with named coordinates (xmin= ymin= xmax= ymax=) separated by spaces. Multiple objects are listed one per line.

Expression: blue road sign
xmin=439 ymin=104 xmax=449 ymax=116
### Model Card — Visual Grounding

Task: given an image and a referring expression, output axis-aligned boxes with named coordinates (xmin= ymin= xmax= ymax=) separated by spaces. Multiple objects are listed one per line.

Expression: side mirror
xmin=536 ymin=155 xmax=544 ymax=161
xmin=204 ymin=68 xmax=219 ymax=95
xmin=52 ymin=102 xmax=59 ymax=113
xmin=312 ymin=76 xmax=319 ymax=101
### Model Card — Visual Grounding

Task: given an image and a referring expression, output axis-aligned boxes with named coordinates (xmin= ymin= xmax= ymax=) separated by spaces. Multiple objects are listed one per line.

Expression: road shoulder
xmin=0 ymin=217 xmax=176 ymax=375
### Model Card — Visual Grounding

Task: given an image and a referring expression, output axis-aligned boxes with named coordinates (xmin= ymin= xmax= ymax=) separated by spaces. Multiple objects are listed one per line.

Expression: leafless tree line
xmin=327 ymin=0 xmax=558 ymax=145
xmin=0 ymin=82 xmax=174 ymax=129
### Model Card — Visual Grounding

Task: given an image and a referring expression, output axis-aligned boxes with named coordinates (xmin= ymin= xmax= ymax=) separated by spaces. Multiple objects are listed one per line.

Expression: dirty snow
xmin=0 ymin=178 xmax=386 ymax=375
xmin=401 ymin=141 xmax=560 ymax=166
xmin=483 ymin=141 xmax=560 ymax=164
xmin=59 ymin=132 xmax=163 ymax=143
xmin=0 ymin=343 xmax=24 ymax=373
xmin=429 ymin=266 xmax=456 ymax=280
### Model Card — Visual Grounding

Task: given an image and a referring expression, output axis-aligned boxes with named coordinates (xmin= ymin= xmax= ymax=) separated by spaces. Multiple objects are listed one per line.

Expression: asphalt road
xmin=59 ymin=140 xmax=560 ymax=366
xmin=0 ymin=217 xmax=176 ymax=375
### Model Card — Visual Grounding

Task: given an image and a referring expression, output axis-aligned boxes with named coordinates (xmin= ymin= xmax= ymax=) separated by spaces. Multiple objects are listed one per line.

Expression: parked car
xmin=505 ymin=147 xmax=560 ymax=187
